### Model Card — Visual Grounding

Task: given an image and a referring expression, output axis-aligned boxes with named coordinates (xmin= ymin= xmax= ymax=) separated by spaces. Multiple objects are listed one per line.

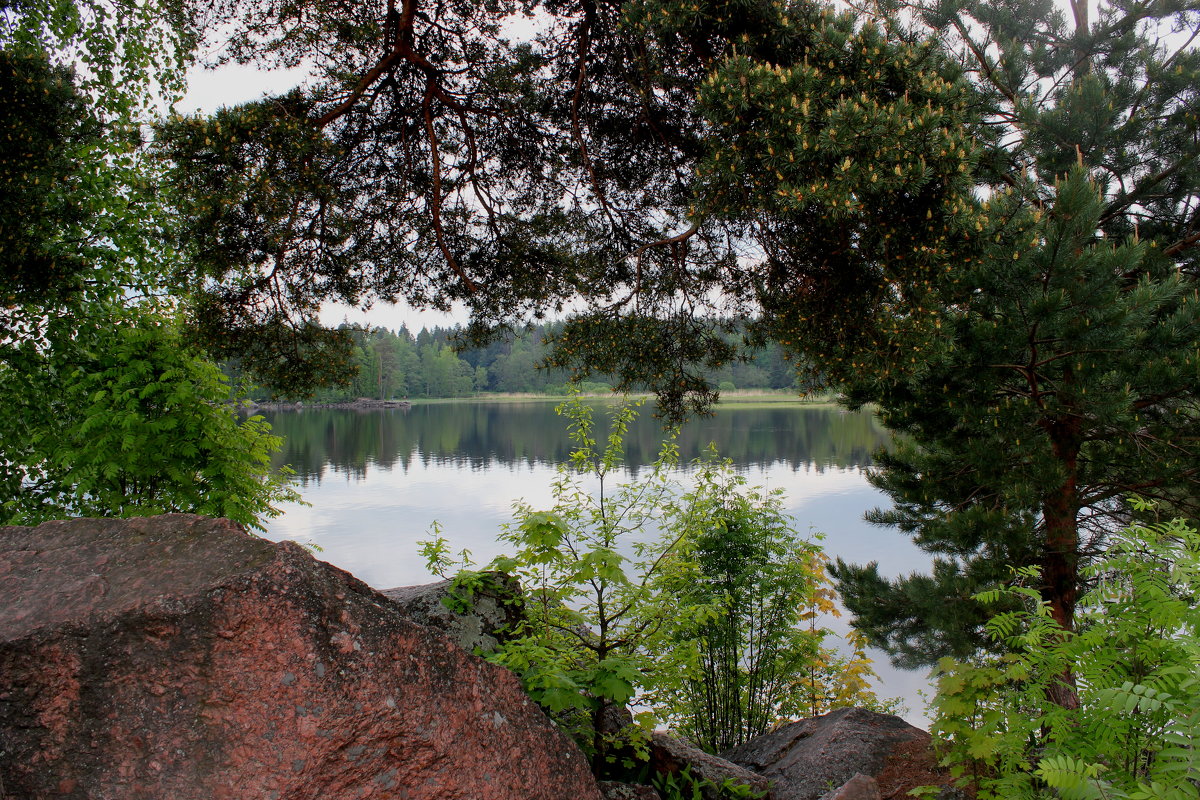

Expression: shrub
xmin=655 ymin=456 xmax=897 ymax=752
xmin=927 ymin=507 xmax=1200 ymax=799
xmin=655 ymin=460 xmax=821 ymax=752
xmin=423 ymin=395 xmax=688 ymax=767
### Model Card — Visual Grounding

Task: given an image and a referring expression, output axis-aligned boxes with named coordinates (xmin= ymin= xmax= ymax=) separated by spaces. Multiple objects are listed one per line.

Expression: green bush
xmin=658 ymin=458 xmax=821 ymax=752
xmin=1 ymin=304 xmax=299 ymax=529
xmin=651 ymin=765 xmax=766 ymax=800
xmin=926 ymin=507 xmax=1200 ymax=799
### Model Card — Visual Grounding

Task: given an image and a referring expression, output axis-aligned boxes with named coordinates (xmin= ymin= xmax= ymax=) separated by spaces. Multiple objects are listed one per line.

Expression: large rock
xmin=721 ymin=708 xmax=928 ymax=800
xmin=0 ymin=514 xmax=601 ymax=800
xmin=382 ymin=573 xmax=524 ymax=654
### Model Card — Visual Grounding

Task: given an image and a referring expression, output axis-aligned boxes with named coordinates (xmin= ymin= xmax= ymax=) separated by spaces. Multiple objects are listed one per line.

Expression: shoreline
xmin=250 ymin=390 xmax=841 ymax=411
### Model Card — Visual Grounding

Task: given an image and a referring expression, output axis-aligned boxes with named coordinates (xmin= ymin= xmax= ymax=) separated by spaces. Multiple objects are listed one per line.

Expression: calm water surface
xmin=260 ymin=399 xmax=934 ymax=724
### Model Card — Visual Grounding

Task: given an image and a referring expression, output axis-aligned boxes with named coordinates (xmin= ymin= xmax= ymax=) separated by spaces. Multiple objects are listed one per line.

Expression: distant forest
xmin=235 ymin=323 xmax=804 ymax=401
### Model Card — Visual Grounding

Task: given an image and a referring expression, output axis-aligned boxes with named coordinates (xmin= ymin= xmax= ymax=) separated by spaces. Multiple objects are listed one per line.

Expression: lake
xmin=259 ymin=398 xmax=935 ymax=725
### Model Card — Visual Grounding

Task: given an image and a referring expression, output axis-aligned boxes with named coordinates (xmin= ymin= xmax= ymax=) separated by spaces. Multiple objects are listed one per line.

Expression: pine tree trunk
xmin=1042 ymin=421 xmax=1082 ymax=710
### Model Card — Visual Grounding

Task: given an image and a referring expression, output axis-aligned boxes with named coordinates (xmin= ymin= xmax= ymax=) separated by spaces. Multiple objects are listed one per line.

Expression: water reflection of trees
xmin=262 ymin=402 xmax=891 ymax=483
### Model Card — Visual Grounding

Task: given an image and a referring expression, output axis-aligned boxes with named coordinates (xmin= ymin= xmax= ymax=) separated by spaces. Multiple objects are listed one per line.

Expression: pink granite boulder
xmin=0 ymin=514 xmax=602 ymax=800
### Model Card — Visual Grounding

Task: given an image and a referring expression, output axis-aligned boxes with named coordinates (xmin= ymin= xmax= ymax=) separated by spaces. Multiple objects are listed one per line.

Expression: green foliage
xmin=155 ymin=96 xmax=360 ymax=397
xmin=158 ymin=0 xmax=601 ymax=394
xmin=1 ymin=0 xmax=194 ymax=119
xmin=426 ymin=394 xmax=686 ymax=764
xmin=790 ymin=556 xmax=907 ymax=721
xmin=835 ymin=162 xmax=1200 ymax=664
xmin=159 ymin=0 xmax=974 ymax=415
xmin=422 ymin=393 xmax=891 ymax=772
xmin=3 ymin=1 xmax=195 ymax=306
xmin=659 ymin=458 xmax=819 ymax=752
xmin=416 ymin=521 xmax=475 ymax=586
xmin=651 ymin=765 xmax=767 ymax=800
xmin=0 ymin=303 xmax=300 ymax=529
xmin=829 ymin=0 xmax=1200 ymax=660
xmin=238 ymin=320 xmax=800 ymax=403
xmin=0 ymin=47 xmax=102 ymax=305
xmin=1 ymin=13 xmax=298 ymax=531
xmin=926 ymin=511 xmax=1200 ymax=799
xmin=656 ymin=460 xmax=895 ymax=752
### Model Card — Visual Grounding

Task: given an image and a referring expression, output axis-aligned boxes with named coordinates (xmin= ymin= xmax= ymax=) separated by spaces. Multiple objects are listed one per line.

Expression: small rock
xmin=599 ymin=780 xmax=663 ymax=800
xmin=722 ymin=707 xmax=929 ymax=800
xmin=817 ymin=773 xmax=881 ymax=800
xmin=382 ymin=571 xmax=524 ymax=654
xmin=650 ymin=732 xmax=771 ymax=800
xmin=598 ymin=703 xmax=635 ymax=737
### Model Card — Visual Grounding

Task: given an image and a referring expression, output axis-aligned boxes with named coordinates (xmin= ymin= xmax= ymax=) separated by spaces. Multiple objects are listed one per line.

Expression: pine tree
xmin=824 ymin=0 xmax=1200 ymax=685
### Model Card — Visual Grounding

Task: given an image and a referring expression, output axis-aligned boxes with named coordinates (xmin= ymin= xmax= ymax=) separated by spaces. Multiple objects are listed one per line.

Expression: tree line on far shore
xmin=232 ymin=322 xmax=804 ymax=402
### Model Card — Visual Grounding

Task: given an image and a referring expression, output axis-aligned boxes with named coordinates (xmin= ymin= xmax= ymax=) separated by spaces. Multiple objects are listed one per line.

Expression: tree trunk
xmin=1041 ymin=421 xmax=1082 ymax=710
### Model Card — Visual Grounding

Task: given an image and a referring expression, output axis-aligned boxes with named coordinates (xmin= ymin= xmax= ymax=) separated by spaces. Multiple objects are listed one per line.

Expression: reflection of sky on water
xmin=268 ymin=460 xmax=926 ymax=587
